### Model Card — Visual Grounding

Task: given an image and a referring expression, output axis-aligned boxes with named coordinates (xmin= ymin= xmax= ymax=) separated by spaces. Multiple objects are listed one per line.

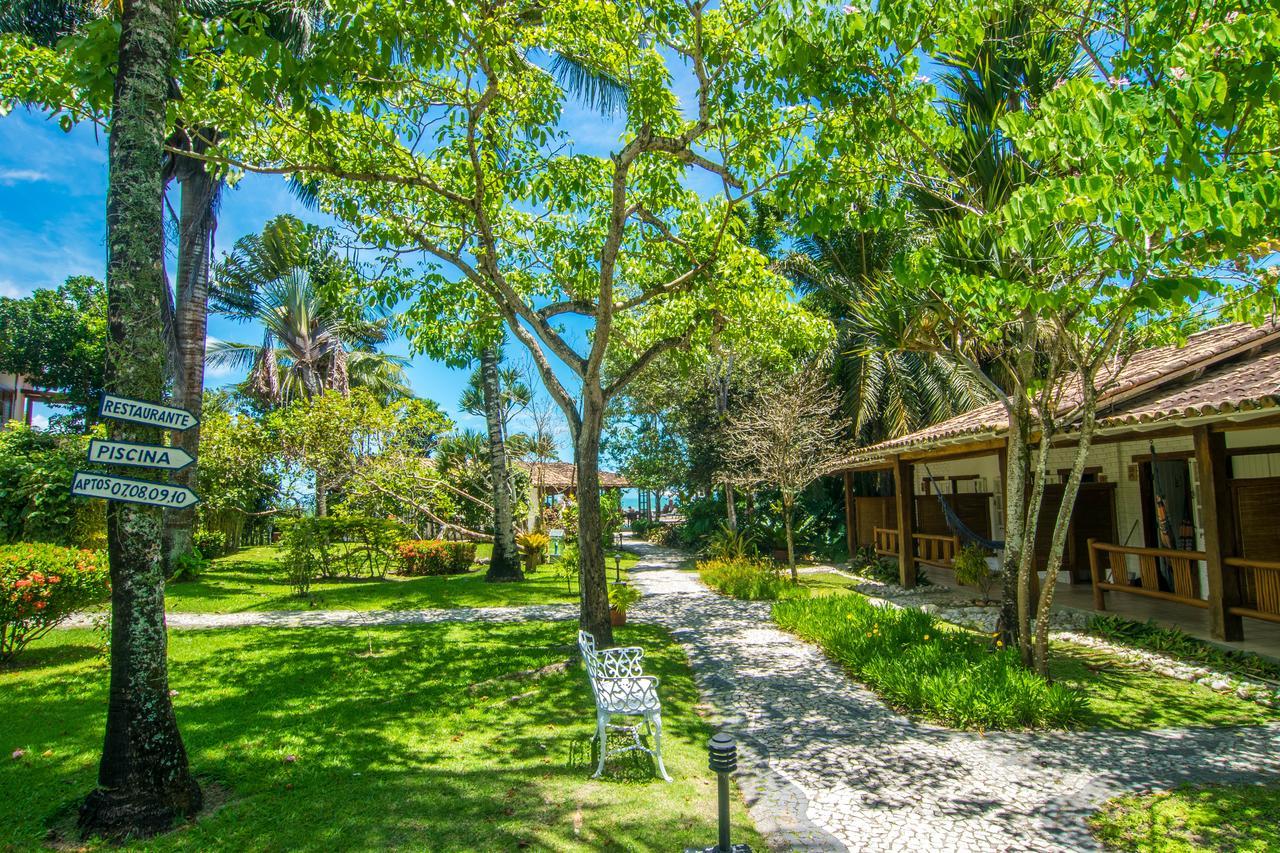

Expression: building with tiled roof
xmin=831 ymin=321 xmax=1280 ymax=647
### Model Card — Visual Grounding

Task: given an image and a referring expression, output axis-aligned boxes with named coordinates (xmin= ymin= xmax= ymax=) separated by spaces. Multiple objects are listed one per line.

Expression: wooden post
xmin=892 ymin=455 xmax=917 ymax=588
xmin=843 ymin=472 xmax=857 ymax=561
xmin=1087 ymin=538 xmax=1106 ymax=611
xmin=1193 ymin=426 xmax=1243 ymax=641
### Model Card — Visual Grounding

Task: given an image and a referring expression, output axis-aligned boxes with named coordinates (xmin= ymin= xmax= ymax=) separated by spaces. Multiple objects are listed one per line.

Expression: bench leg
xmin=592 ymin=711 xmax=608 ymax=778
xmin=651 ymin=711 xmax=673 ymax=782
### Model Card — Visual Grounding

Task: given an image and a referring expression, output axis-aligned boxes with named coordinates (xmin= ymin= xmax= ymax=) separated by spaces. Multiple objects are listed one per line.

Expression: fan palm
xmin=780 ymin=223 xmax=989 ymax=445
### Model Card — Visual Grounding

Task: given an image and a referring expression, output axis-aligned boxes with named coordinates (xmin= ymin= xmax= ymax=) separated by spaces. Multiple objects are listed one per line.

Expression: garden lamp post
xmin=686 ymin=732 xmax=751 ymax=853
xmin=614 ymin=553 xmax=621 ymax=583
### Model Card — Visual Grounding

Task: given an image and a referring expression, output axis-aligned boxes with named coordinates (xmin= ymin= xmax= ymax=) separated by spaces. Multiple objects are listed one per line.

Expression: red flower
xmin=14 ymin=579 xmax=30 ymax=589
xmin=33 ymin=601 xmax=46 ymax=610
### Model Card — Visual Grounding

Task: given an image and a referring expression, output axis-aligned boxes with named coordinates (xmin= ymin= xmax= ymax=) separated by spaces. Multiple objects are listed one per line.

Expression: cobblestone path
xmin=624 ymin=539 xmax=1280 ymax=852
xmin=63 ymin=603 xmax=579 ymax=630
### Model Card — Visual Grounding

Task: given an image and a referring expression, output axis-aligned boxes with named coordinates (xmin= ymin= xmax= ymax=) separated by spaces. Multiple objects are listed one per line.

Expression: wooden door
xmin=1035 ymin=482 xmax=1118 ymax=583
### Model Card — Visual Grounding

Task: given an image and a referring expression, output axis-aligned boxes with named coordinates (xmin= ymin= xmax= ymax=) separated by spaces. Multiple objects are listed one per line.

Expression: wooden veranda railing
xmin=871 ymin=528 xmax=961 ymax=568
xmin=872 ymin=527 xmax=899 ymax=556
xmin=1087 ymin=540 xmax=1207 ymax=611
xmin=1226 ymin=557 xmax=1280 ymax=625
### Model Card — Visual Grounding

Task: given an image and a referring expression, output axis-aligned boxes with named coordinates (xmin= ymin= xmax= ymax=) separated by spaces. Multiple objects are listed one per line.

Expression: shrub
xmin=280 ymin=516 xmax=406 ymax=594
xmin=516 ymin=531 xmax=550 ymax=573
xmin=192 ymin=529 xmax=228 ymax=559
xmin=554 ymin=541 xmax=580 ymax=592
xmin=773 ymin=595 xmax=1086 ymax=730
xmin=629 ymin=517 xmax=659 ymax=537
xmin=704 ymin=523 xmax=757 ymax=561
xmin=1088 ymin=614 xmax=1280 ymax=683
xmin=1 ymin=543 xmax=110 ymax=662
xmin=608 ymin=582 xmax=642 ymax=612
xmin=0 ymin=425 xmax=105 ymax=549
xmin=169 ymin=548 xmax=208 ymax=583
xmin=396 ymin=539 xmax=478 ymax=576
xmin=952 ymin=544 xmax=995 ymax=600
xmin=852 ymin=547 xmax=930 ymax=587
xmin=698 ymin=557 xmax=806 ymax=601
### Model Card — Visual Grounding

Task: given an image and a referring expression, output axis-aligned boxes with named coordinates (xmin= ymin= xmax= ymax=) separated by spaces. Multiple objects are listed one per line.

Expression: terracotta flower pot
xmin=610 ymin=607 xmax=627 ymax=627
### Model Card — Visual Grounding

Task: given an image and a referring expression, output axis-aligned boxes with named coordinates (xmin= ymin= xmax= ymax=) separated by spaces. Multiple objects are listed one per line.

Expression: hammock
xmin=923 ymin=464 xmax=1005 ymax=552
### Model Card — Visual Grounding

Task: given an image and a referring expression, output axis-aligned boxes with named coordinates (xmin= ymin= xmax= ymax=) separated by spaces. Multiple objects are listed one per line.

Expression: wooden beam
xmin=892 ymin=455 xmax=917 ymax=589
xmin=1194 ymin=426 xmax=1244 ymax=641
xmin=843 ymin=472 xmax=857 ymax=562
xmin=901 ymin=438 xmax=1006 ymax=463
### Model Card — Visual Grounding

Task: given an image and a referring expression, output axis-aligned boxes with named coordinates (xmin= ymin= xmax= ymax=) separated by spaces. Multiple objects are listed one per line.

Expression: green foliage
xmin=395 ymin=540 xmax=478 ymax=577
xmin=0 ymin=542 xmax=108 ymax=661
xmin=168 ymin=548 xmax=208 ymax=584
xmin=704 ymin=523 xmax=757 ymax=561
xmin=1087 ymin=615 xmax=1280 ymax=684
xmin=952 ymin=544 xmax=995 ymax=600
xmin=774 ymin=595 xmax=1087 ymax=730
xmin=280 ymin=516 xmax=405 ymax=595
xmin=554 ymin=541 xmax=580 ymax=593
xmin=600 ymin=490 xmax=624 ymax=545
xmin=851 ymin=546 xmax=930 ymax=587
xmin=0 ymin=276 xmax=105 ymax=425
xmin=607 ymin=582 xmax=642 ymax=612
xmin=192 ymin=529 xmax=227 ymax=559
xmin=698 ymin=557 xmax=804 ymax=601
xmin=0 ymin=425 xmax=105 ymax=549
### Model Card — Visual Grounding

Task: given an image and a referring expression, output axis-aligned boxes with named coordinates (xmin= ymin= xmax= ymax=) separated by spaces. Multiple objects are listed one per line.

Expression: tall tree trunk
xmin=575 ymin=392 xmax=612 ymax=645
xmin=79 ymin=0 xmax=201 ymax=838
xmin=481 ymin=345 xmax=522 ymax=582
xmin=165 ymin=139 xmax=216 ymax=568
xmin=1033 ymin=394 xmax=1099 ymax=675
xmin=999 ymin=408 xmax=1031 ymax=645
xmin=1017 ymin=426 xmax=1054 ymax=667
xmin=783 ymin=496 xmax=797 ymax=583
xmin=724 ymin=481 xmax=738 ymax=532
xmin=314 ymin=469 xmax=327 ymax=518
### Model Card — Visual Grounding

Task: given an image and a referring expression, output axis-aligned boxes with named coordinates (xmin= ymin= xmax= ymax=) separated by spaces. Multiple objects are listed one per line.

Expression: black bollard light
xmin=614 ymin=553 xmax=622 ymax=582
xmin=685 ymin=732 xmax=751 ymax=853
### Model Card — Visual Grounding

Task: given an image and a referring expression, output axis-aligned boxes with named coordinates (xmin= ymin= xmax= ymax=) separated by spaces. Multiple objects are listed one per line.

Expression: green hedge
xmin=396 ymin=540 xmax=478 ymax=576
xmin=773 ymin=595 xmax=1086 ymax=730
xmin=1 ymin=543 xmax=109 ymax=662
xmin=279 ymin=516 xmax=405 ymax=595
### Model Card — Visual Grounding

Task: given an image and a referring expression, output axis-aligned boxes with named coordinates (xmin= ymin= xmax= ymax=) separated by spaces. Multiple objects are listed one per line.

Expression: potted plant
xmin=608 ymin=582 xmax=642 ymax=626
xmin=516 ymin=531 xmax=550 ymax=574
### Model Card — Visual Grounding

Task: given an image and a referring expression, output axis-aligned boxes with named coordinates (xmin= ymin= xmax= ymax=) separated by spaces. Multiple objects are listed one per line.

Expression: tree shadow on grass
xmin=2 ymin=622 xmax=728 ymax=851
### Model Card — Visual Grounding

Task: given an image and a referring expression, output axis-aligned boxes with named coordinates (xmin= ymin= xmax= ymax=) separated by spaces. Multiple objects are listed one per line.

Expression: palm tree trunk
xmin=78 ymin=0 xmax=200 ymax=838
xmin=165 ymin=140 xmax=216 ymax=568
xmin=480 ymin=345 xmax=522 ymax=582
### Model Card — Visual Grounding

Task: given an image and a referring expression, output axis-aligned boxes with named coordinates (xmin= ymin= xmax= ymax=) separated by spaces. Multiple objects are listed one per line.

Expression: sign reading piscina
xmin=71 ymin=472 xmax=200 ymax=509
xmin=87 ymin=439 xmax=194 ymax=471
xmin=98 ymin=393 xmax=199 ymax=431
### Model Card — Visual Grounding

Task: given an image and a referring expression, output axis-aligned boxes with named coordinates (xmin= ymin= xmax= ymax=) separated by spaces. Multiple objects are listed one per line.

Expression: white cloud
xmin=0 ymin=168 xmax=50 ymax=186
xmin=30 ymin=414 xmax=49 ymax=430
xmin=0 ymin=278 xmax=24 ymax=298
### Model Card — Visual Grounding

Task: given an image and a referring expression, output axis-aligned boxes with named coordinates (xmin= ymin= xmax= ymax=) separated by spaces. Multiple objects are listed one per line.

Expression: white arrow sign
xmin=88 ymin=439 xmax=194 ymax=471
xmin=99 ymin=393 xmax=199 ymax=431
xmin=71 ymin=471 xmax=200 ymax=509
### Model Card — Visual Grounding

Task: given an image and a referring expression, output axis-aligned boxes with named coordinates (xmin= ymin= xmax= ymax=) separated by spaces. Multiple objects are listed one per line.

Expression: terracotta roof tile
xmin=835 ymin=321 xmax=1280 ymax=468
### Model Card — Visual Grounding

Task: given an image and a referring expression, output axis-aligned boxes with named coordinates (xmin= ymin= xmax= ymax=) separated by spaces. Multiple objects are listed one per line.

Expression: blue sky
xmin=0 ymin=48 xmax=714 ymax=471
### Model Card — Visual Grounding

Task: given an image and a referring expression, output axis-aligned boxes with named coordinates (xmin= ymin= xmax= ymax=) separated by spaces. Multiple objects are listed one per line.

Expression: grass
xmin=161 ymin=546 xmax=639 ymax=614
xmin=772 ymin=593 xmax=1279 ymax=731
xmin=798 ymin=571 xmax=864 ymax=597
xmin=774 ymin=594 xmax=1086 ymax=729
xmin=0 ymin=622 xmax=763 ymax=851
xmin=1050 ymin=643 xmax=1278 ymax=729
xmin=697 ymin=557 xmax=806 ymax=601
xmin=1089 ymin=783 xmax=1280 ymax=852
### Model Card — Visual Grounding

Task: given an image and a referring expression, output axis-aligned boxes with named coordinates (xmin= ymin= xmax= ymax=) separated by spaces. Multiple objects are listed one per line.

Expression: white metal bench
xmin=577 ymin=630 xmax=672 ymax=782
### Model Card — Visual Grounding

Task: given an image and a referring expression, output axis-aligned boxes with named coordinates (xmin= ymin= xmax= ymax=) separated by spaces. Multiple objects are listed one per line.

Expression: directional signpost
xmin=71 ymin=471 xmax=200 ymax=509
xmin=71 ymin=395 xmax=202 ymax=509
xmin=98 ymin=393 xmax=199 ymax=431
xmin=87 ymin=439 xmax=195 ymax=471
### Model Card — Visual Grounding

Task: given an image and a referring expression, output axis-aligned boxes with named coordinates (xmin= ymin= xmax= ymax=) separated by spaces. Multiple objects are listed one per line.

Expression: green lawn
xmin=798 ymin=571 xmax=864 ymax=597
xmin=1 ymin=622 xmax=763 ymax=851
xmin=161 ymin=546 xmax=639 ymax=613
xmin=1090 ymin=783 xmax=1280 ymax=852
xmin=1050 ymin=643 xmax=1279 ymax=729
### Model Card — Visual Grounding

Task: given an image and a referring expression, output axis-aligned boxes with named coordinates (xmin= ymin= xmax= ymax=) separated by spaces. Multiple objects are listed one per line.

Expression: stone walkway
xmin=623 ymin=538 xmax=1280 ymax=852
xmin=63 ymin=603 xmax=579 ymax=630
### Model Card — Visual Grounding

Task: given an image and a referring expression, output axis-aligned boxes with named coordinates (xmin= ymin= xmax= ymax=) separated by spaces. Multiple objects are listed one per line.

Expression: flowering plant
xmin=1 ymin=543 xmax=109 ymax=662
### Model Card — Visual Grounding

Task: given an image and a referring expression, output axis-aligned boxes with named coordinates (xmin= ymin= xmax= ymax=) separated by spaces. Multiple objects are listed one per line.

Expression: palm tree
xmin=207 ymin=217 xmax=411 ymax=408
xmin=776 ymin=216 xmax=988 ymax=448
